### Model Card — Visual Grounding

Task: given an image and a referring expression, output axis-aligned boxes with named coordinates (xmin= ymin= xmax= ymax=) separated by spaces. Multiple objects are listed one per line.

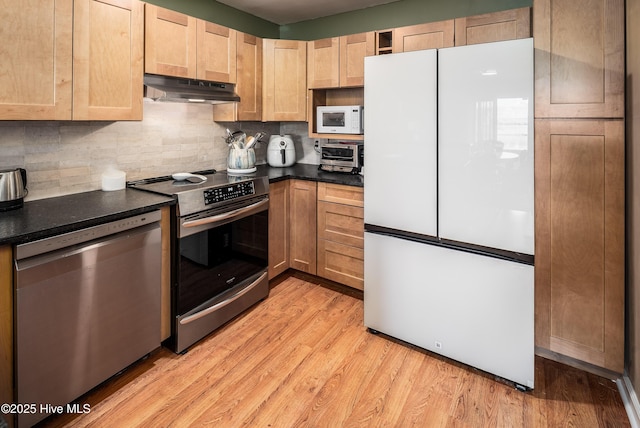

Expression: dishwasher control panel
xmin=15 ymin=211 xmax=162 ymax=260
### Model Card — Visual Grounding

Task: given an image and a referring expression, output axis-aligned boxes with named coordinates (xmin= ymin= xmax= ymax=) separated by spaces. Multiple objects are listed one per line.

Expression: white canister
xmin=101 ymin=169 xmax=126 ymax=191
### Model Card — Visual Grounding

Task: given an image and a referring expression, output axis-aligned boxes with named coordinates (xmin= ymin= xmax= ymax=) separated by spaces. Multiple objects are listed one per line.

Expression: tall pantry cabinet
xmin=533 ymin=0 xmax=625 ymax=374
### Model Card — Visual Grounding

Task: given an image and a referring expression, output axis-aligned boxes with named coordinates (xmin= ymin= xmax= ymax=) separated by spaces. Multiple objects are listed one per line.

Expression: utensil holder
xmin=227 ymin=148 xmax=256 ymax=170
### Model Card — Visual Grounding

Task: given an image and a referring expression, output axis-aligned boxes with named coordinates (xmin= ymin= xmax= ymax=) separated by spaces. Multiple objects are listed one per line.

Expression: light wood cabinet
xmin=392 ymin=20 xmax=455 ymax=53
xmin=268 ymin=180 xmax=290 ymax=279
xmin=0 ymin=245 xmax=12 ymax=427
xmin=307 ymin=37 xmax=340 ymax=89
xmin=213 ymin=32 xmax=263 ymax=122
xmin=534 ymin=0 xmax=624 ymax=119
xmin=317 ymin=183 xmax=364 ymax=290
xmin=454 ymin=7 xmax=531 ymax=46
xmin=73 ymin=0 xmax=144 ymax=120
xmin=533 ymin=0 xmax=625 ymax=375
xmin=535 ymin=119 xmax=625 ymax=373
xmin=0 ymin=0 xmax=142 ymax=121
xmin=0 ymin=0 xmax=73 ymax=120
xmin=307 ymin=32 xmax=374 ymax=89
xmin=263 ymin=39 xmax=307 ymax=121
xmin=144 ymin=4 xmax=197 ymax=79
xmin=196 ymin=20 xmax=237 ymax=84
xmin=340 ymin=33 xmax=375 ymax=87
xmin=306 ymin=32 xmax=372 ymax=139
xmin=145 ymin=4 xmax=237 ymax=84
xmin=289 ymin=180 xmax=317 ymax=274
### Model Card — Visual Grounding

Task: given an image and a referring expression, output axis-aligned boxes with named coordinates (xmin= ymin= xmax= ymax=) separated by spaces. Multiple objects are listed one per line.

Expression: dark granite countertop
xmin=254 ymin=163 xmax=364 ymax=187
xmin=0 ymin=163 xmax=361 ymax=247
xmin=0 ymin=189 xmax=174 ymax=246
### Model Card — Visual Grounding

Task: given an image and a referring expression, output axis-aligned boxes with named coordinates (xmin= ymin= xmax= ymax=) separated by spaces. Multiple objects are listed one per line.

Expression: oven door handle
xmin=179 ymin=271 xmax=268 ymax=325
xmin=182 ymin=198 xmax=268 ymax=229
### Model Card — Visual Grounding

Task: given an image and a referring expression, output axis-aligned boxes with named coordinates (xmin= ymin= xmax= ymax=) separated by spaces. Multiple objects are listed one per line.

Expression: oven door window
xmin=322 ymin=112 xmax=345 ymax=127
xmin=177 ymin=210 xmax=268 ymax=314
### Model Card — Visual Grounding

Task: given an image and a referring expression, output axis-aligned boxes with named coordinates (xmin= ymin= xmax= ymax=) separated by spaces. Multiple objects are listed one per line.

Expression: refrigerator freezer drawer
xmin=364 ymin=232 xmax=534 ymax=389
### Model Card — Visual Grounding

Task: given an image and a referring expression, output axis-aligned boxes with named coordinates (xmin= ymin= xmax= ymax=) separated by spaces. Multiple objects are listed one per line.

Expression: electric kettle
xmin=267 ymin=135 xmax=296 ymax=167
xmin=0 ymin=168 xmax=27 ymax=211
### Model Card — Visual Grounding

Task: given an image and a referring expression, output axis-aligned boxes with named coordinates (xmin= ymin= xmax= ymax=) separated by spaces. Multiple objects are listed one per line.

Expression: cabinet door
xmin=197 ymin=20 xmax=236 ymax=83
xmin=535 ymin=119 xmax=624 ymax=373
xmin=534 ymin=0 xmax=624 ymax=118
xmin=0 ymin=246 xmax=12 ymax=426
xmin=144 ymin=4 xmax=197 ymax=79
xmin=212 ymin=32 xmax=262 ymax=122
xmin=454 ymin=7 xmax=531 ymax=46
xmin=237 ymin=32 xmax=262 ymax=121
xmin=307 ymin=38 xmax=339 ymax=89
xmin=0 ymin=0 xmax=73 ymax=120
xmin=289 ymin=180 xmax=316 ymax=274
xmin=268 ymin=180 xmax=290 ymax=279
xmin=263 ymin=39 xmax=307 ymax=121
xmin=73 ymin=0 xmax=143 ymax=120
xmin=317 ymin=201 xmax=364 ymax=290
xmin=339 ymin=32 xmax=375 ymax=87
xmin=393 ymin=20 xmax=454 ymax=53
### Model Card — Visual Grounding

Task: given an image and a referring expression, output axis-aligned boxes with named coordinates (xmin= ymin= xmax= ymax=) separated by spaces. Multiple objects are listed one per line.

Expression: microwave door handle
xmin=182 ymin=198 xmax=268 ymax=228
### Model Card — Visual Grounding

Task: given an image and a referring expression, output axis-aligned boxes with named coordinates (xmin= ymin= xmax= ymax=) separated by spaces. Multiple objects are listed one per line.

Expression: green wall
xmin=143 ymin=0 xmax=280 ymax=38
xmin=281 ymin=0 xmax=533 ymax=40
xmin=147 ymin=0 xmax=532 ymax=41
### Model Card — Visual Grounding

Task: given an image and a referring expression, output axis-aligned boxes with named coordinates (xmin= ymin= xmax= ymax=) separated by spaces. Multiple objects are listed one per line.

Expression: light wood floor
xmin=38 ymin=273 xmax=630 ymax=427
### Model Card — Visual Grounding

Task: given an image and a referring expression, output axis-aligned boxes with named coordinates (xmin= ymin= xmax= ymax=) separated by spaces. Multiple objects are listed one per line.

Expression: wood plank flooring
xmin=37 ymin=273 xmax=630 ymax=427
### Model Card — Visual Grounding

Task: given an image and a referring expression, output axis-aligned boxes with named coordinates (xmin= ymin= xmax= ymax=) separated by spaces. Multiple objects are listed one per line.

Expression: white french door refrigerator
xmin=363 ymin=38 xmax=534 ymax=389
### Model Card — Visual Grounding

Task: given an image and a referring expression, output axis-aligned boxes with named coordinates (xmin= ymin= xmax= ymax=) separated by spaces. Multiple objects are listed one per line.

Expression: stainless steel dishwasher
xmin=14 ymin=211 xmax=162 ymax=427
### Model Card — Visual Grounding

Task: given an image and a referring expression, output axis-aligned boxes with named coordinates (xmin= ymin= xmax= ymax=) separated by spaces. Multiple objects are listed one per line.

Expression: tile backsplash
xmin=0 ymin=99 xmax=320 ymax=201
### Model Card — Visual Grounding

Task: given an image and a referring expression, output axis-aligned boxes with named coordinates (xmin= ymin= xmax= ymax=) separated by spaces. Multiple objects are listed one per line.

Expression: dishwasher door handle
xmin=182 ymin=198 xmax=268 ymax=229
xmin=179 ymin=271 xmax=268 ymax=325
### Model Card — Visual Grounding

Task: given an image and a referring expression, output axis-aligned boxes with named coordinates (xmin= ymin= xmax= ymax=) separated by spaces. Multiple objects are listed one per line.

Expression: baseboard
xmin=618 ymin=373 xmax=640 ymax=428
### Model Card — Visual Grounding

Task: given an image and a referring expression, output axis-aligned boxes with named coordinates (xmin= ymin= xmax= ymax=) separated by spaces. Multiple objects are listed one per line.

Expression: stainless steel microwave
xmin=319 ymin=142 xmax=364 ymax=173
xmin=317 ymin=105 xmax=364 ymax=134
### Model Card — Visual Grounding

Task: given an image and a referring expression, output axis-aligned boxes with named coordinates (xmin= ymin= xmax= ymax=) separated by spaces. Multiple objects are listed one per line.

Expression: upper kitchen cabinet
xmin=263 ymin=39 xmax=307 ymax=122
xmin=0 ymin=0 xmax=72 ymax=120
xmin=0 ymin=0 xmax=143 ymax=121
xmin=213 ymin=32 xmax=262 ymax=122
xmin=144 ymin=4 xmax=197 ymax=79
xmin=391 ymin=20 xmax=455 ymax=53
xmin=145 ymin=4 xmax=237 ymax=84
xmin=307 ymin=32 xmax=374 ymax=89
xmin=534 ymin=0 xmax=624 ymax=118
xmin=196 ymin=21 xmax=237 ymax=84
xmin=454 ymin=7 xmax=531 ymax=46
xmin=73 ymin=0 xmax=144 ymax=120
xmin=307 ymin=37 xmax=339 ymax=89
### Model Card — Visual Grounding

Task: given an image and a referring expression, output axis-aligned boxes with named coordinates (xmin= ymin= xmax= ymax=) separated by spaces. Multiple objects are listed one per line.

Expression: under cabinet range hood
xmin=143 ymin=74 xmax=240 ymax=104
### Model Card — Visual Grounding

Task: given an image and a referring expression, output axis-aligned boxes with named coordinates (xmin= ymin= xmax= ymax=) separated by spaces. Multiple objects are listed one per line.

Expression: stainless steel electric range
xmin=128 ymin=170 xmax=269 ymax=353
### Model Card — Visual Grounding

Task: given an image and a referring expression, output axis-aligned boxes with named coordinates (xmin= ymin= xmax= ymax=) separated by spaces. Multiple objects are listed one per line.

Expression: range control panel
xmin=204 ymin=181 xmax=255 ymax=205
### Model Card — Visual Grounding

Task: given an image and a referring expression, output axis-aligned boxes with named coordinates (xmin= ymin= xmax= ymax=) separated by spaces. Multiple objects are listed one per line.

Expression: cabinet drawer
xmin=318 ymin=201 xmax=364 ymax=248
xmin=317 ymin=182 xmax=363 ymax=206
xmin=317 ymin=239 xmax=364 ymax=290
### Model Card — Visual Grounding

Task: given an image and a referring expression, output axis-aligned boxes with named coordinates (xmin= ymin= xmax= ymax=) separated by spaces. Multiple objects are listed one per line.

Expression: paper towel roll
xmin=101 ymin=169 xmax=126 ymax=191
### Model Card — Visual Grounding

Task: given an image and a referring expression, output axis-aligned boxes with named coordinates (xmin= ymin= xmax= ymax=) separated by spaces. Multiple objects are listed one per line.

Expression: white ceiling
xmin=217 ymin=0 xmax=399 ymax=25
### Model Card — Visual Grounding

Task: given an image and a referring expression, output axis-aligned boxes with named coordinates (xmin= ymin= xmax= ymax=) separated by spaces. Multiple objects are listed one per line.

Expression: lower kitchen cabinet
xmin=317 ymin=183 xmax=364 ymax=290
xmin=289 ymin=180 xmax=317 ymax=274
xmin=0 ymin=245 xmax=12 ymax=427
xmin=535 ymin=119 xmax=625 ymax=373
xmin=268 ymin=180 xmax=290 ymax=279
